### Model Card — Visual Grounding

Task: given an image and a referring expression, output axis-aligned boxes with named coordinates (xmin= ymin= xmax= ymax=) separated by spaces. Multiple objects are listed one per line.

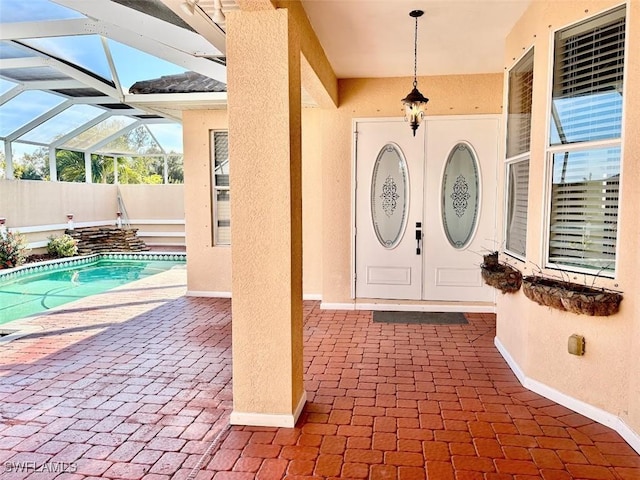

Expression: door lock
xmin=415 ymin=222 xmax=422 ymax=255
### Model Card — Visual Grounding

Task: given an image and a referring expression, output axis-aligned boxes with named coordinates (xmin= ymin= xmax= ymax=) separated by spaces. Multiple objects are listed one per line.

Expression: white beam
xmin=159 ymin=0 xmax=227 ymax=55
xmin=144 ymin=124 xmax=167 ymax=155
xmin=53 ymin=0 xmax=226 ymax=82
xmin=124 ymin=92 xmax=227 ymax=105
xmin=68 ymin=97 xmax=122 ymax=105
xmin=163 ymin=154 xmax=168 ymax=184
xmin=117 ymin=115 xmax=176 ymax=125
xmin=22 ymin=79 xmax=85 ymax=91
xmin=0 ymin=19 xmax=97 ymax=40
xmin=126 ymin=104 xmax=182 ymax=122
xmin=103 ymin=23 xmax=226 ymax=83
xmin=42 ymin=58 xmax=121 ymax=99
xmin=54 ymin=0 xmax=222 ymax=57
xmin=64 ymin=97 xmax=150 ymax=116
xmin=49 ymin=148 xmax=57 ymax=182
xmin=102 ymin=36 xmax=123 ymax=98
xmin=3 ymin=139 xmax=50 ymax=148
xmin=0 ymin=85 xmax=24 ymax=106
xmin=0 ymin=57 xmax=49 ymax=69
xmin=4 ymin=140 xmax=13 ymax=179
xmin=84 ymin=151 xmax=91 ymax=183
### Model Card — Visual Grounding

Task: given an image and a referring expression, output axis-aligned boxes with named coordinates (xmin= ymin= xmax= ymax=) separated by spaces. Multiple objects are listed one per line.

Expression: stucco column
xmin=226 ymin=9 xmax=305 ymax=427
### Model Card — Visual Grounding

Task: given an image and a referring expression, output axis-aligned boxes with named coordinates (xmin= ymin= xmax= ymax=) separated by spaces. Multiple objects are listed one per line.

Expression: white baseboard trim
xmin=186 ymin=290 xmax=231 ymax=298
xmin=230 ymin=391 xmax=307 ymax=428
xmin=495 ymin=337 xmax=640 ymax=455
xmin=320 ymin=302 xmax=496 ymax=313
xmin=303 ymin=293 xmax=322 ymax=301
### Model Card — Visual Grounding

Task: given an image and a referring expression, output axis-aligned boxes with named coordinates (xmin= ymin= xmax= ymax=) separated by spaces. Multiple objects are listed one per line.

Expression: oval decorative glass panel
xmin=371 ymin=143 xmax=409 ymax=249
xmin=441 ymin=143 xmax=480 ymax=249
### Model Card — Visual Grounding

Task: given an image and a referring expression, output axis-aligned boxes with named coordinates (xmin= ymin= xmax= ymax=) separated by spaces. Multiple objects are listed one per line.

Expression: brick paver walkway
xmin=1 ymin=268 xmax=638 ymax=479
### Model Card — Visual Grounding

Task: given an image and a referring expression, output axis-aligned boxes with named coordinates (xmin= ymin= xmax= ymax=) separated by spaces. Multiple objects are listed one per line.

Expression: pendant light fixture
xmin=402 ymin=10 xmax=429 ymax=136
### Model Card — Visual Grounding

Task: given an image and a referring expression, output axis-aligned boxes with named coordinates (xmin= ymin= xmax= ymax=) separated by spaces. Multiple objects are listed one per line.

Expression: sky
xmin=0 ymin=0 xmax=189 ymax=157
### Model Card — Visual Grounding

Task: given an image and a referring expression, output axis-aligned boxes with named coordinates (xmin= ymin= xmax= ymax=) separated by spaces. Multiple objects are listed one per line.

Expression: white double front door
xmin=354 ymin=116 xmax=499 ymax=303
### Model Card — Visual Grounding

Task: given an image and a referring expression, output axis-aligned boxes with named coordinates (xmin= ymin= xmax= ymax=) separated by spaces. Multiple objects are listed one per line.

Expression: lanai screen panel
xmin=0 ymin=91 xmax=65 ymax=138
xmin=20 ymin=105 xmax=105 ymax=145
xmin=62 ymin=116 xmax=136 ymax=151
xmin=95 ymin=125 xmax=162 ymax=156
xmin=22 ymin=36 xmax=114 ymax=83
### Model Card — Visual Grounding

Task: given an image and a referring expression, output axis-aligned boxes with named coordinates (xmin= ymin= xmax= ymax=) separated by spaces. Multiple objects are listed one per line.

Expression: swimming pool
xmin=0 ymin=253 xmax=185 ymax=326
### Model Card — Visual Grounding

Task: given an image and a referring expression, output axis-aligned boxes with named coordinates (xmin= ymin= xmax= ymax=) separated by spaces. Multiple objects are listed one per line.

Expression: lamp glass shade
xmin=402 ymin=87 xmax=429 ymax=136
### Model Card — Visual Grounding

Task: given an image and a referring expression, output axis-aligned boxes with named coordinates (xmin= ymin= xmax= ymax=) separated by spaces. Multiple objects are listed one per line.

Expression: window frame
xmin=503 ymin=46 xmax=534 ymax=260
xmin=543 ymin=5 xmax=627 ymax=278
xmin=210 ymin=129 xmax=230 ymax=246
xmin=504 ymin=154 xmax=530 ymax=260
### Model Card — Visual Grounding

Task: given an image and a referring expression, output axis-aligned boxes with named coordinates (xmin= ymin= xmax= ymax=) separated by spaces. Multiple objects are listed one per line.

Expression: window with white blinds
xmin=549 ymin=148 xmax=619 ymax=271
xmin=506 ymin=160 xmax=529 ymax=257
xmin=507 ymin=49 xmax=534 ymax=158
xmin=547 ymin=7 xmax=625 ymax=275
xmin=504 ymin=49 xmax=533 ymax=258
xmin=550 ymin=8 xmax=625 ymax=145
xmin=211 ymin=130 xmax=230 ymax=245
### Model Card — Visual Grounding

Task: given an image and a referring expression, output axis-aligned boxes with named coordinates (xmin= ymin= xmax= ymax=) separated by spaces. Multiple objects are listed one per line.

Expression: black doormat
xmin=372 ymin=311 xmax=468 ymax=325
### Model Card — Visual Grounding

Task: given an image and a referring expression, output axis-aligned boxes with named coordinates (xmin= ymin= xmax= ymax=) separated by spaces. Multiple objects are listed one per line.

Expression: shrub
xmin=47 ymin=234 xmax=78 ymax=258
xmin=0 ymin=231 xmax=29 ymax=269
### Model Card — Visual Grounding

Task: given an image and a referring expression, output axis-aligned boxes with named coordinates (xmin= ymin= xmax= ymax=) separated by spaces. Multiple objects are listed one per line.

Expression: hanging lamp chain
xmin=413 ymin=15 xmax=418 ymax=87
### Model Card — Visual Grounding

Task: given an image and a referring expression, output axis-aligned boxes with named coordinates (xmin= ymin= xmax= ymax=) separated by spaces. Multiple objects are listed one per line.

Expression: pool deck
xmin=0 ymin=268 xmax=638 ymax=479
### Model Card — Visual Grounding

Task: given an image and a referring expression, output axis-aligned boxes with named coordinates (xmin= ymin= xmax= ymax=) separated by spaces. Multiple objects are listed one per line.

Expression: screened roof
xmin=0 ymin=0 xmax=230 ymax=159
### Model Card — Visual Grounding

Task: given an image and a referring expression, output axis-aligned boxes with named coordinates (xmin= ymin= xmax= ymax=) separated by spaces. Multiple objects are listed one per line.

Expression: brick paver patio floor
xmin=1 ymin=268 xmax=638 ymax=479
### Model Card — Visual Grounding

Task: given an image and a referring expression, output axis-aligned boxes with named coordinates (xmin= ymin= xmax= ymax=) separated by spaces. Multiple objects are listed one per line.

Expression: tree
xmin=56 ymin=150 xmax=87 ymax=182
xmin=14 ymin=164 xmax=44 ymax=180
xmin=166 ymin=155 xmax=184 ymax=184
xmin=147 ymin=154 xmax=184 ymax=184
xmin=13 ymin=147 xmax=50 ymax=180
xmin=116 ymin=156 xmax=161 ymax=184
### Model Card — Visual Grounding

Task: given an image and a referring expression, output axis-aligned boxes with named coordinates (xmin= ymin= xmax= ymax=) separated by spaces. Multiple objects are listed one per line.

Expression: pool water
xmin=0 ymin=259 xmax=184 ymax=326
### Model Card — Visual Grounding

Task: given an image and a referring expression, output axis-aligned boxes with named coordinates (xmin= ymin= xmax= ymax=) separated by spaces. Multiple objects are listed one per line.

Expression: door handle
xmin=415 ymin=222 xmax=422 ymax=255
